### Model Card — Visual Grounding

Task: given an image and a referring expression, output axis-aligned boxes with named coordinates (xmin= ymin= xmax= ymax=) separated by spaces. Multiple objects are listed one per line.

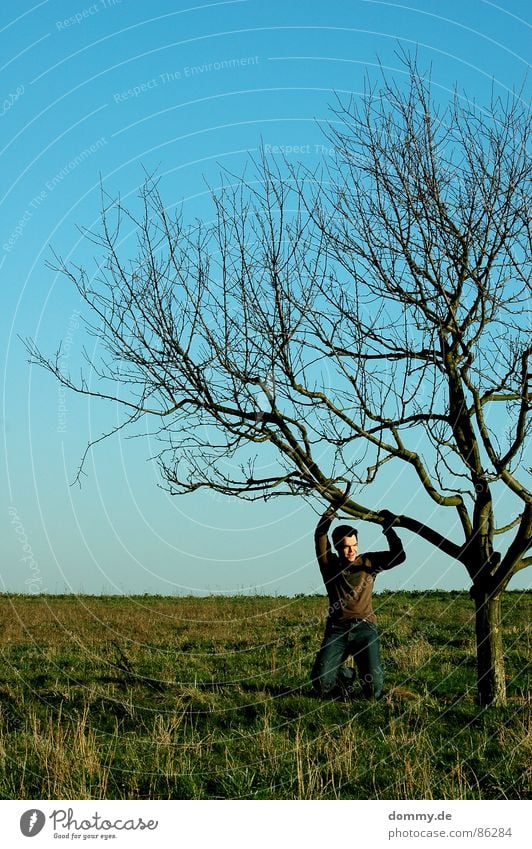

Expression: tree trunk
xmin=473 ymin=589 xmax=506 ymax=707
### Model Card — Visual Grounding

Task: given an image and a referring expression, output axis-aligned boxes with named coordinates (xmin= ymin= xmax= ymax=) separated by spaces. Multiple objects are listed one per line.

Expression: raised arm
xmin=314 ymin=506 xmax=335 ymax=571
xmin=368 ymin=510 xmax=406 ymax=571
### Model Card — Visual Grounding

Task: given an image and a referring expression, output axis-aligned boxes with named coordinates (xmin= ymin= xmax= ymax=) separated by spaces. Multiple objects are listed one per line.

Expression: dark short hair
xmin=332 ymin=525 xmax=358 ymax=549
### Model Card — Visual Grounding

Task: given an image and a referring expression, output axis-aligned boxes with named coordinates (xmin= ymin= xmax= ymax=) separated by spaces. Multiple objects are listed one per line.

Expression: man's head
xmin=332 ymin=525 xmax=359 ymax=563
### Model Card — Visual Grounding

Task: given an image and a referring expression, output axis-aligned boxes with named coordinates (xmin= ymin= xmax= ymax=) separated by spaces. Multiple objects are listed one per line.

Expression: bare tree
xmin=28 ymin=62 xmax=530 ymax=706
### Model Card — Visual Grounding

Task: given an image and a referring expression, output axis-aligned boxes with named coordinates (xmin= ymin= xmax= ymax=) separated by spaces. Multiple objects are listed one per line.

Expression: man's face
xmin=337 ymin=534 xmax=358 ymax=563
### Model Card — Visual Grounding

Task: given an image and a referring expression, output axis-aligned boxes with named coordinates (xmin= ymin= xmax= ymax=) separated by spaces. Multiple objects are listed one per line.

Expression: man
xmin=311 ymin=505 xmax=406 ymax=700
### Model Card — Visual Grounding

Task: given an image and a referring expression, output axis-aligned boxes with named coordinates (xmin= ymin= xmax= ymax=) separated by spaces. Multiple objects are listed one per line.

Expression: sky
xmin=1 ymin=0 xmax=531 ymax=596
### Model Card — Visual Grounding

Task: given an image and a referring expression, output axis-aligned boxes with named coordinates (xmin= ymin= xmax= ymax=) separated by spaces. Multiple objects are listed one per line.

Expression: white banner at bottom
xmin=1 ymin=799 xmax=528 ymax=848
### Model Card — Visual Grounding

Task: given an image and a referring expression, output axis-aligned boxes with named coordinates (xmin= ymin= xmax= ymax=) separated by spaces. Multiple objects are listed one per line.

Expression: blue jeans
xmin=310 ymin=617 xmax=384 ymax=699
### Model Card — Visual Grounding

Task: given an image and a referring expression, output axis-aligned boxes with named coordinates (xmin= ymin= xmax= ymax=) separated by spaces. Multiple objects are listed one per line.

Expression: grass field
xmin=0 ymin=590 xmax=529 ymax=800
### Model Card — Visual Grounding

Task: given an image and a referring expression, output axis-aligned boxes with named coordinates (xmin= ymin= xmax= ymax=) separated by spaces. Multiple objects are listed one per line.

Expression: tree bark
xmin=473 ymin=588 xmax=506 ymax=707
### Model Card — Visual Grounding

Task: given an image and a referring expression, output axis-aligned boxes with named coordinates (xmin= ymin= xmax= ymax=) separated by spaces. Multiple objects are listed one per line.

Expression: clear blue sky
xmin=2 ymin=0 xmax=530 ymax=595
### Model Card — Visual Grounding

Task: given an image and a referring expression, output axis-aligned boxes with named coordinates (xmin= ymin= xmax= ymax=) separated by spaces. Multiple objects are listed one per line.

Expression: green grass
xmin=0 ymin=591 xmax=529 ymax=799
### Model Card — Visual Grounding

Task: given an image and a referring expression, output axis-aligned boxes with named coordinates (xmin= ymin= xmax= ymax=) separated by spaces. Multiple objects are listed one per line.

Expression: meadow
xmin=0 ymin=590 xmax=529 ymax=800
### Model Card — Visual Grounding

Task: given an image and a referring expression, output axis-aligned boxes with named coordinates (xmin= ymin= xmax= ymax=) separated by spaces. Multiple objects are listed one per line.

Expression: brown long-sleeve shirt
xmin=315 ymin=513 xmax=406 ymax=623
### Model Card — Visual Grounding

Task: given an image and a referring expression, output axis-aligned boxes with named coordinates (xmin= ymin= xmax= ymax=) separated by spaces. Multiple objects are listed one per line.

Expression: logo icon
xmin=20 ymin=810 xmax=46 ymax=837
